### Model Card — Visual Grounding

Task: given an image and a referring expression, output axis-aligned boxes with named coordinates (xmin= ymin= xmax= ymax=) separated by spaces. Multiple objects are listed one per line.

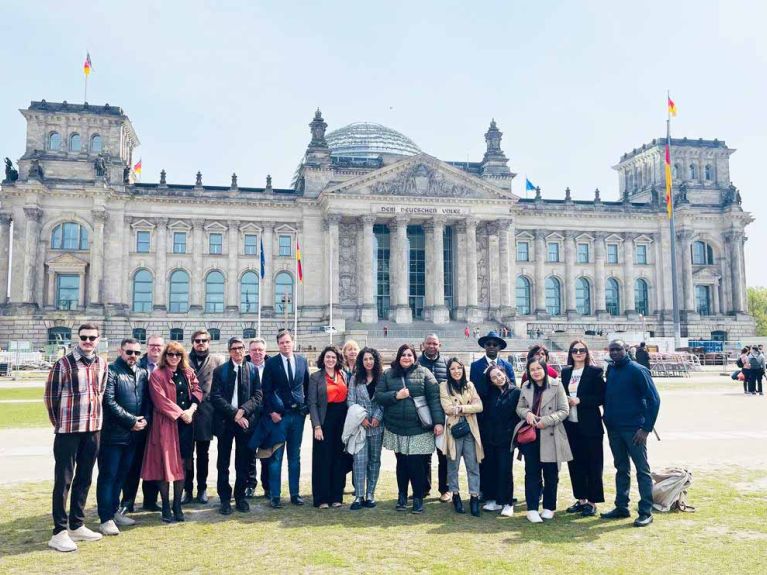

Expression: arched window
xmin=673 ymin=163 xmax=680 ymax=179
xmin=695 ymin=285 xmax=712 ymax=316
xmin=132 ymin=269 xmax=153 ymax=312
xmin=689 ymin=163 xmax=696 ymax=180
xmin=606 ymin=278 xmax=621 ymax=316
xmin=51 ymin=222 xmax=89 ymax=250
xmin=208 ymin=328 xmax=221 ymax=341
xmin=516 ymin=276 xmax=531 ymax=315
xmin=274 ymin=271 xmax=294 ymax=314
xmin=69 ymin=133 xmax=81 ymax=152
xmin=545 ymin=277 xmax=561 ymax=316
xmin=132 ymin=328 xmax=147 ymax=344
xmin=169 ymin=269 xmax=190 ymax=313
xmin=47 ymin=326 xmax=71 ymax=345
xmin=240 ymin=271 xmax=259 ymax=313
xmin=90 ymin=134 xmax=102 ymax=153
xmin=49 ymin=131 xmax=61 ymax=151
xmin=635 ymin=279 xmax=649 ymax=316
xmin=575 ymin=277 xmax=591 ymax=315
xmin=691 ymin=241 xmax=714 ymax=265
xmin=205 ymin=270 xmax=225 ymax=313
xmin=704 ymin=164 xmax=713 ymax=181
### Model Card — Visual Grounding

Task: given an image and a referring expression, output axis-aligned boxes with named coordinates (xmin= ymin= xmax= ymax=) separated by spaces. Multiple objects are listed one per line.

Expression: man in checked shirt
xmin=44 ymin=322 xmax=108 ymax=552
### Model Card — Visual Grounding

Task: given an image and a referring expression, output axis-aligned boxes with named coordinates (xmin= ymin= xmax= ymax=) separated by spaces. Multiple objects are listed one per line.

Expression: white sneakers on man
xmin=541 ymin=509 xmax=555 ymax=520
xmin=482 ymin=500 xmax=502 ymax=511
xmin=526 ymin=510 xmax=543 ymax=523
xmin=113 ymin=511 xmax=136 ymax=527
xmin=500 ymin=504 xmax=514 ymax=517
xmin=68 ymin=525 xmax=103 ymax=542
xmin=48 ymin=531 xmax=78 ymax=552
xmin=99 ymin=520 xmax=120 ymax=536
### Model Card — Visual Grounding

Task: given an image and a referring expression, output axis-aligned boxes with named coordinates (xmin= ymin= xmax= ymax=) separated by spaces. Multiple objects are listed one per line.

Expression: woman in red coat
xmin=142 ymin=342 xmax=202 ymax=523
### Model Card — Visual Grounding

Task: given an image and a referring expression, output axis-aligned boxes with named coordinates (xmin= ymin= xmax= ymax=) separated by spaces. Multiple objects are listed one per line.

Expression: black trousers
xmin=247 ymin=453 xmax=271 ymax=492
xmin=311 ymin=402 xmax=348 ymax=507
xmin=52 ymin=431 xmax=100 ymax=534
xmin=216 ymin=426 xmax=253 ymax=503
xmin=482 ymin=442 xmax=514 ymax=505
xmin=565 ymin=424 xmax=605 ymax=503
xmin=184 ymin=440 xmax=211 ymax=493
xmin=424 ymin=450 xmax=449 ymax=494
xmin=520 ymin=439 xmax=560 ymax=512
xmin=121 ymin=430 xmax=158 ymax=508
xmin=395 ymin=453 xmax=428 ymax=499
xmin=757 ymin=368 xmax=764 ymax=394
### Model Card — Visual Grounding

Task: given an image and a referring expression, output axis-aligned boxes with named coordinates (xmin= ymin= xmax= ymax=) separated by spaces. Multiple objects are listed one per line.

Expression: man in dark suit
xmin=209 ymin=337 xmax=263 ymax=514
xmin=244 ymin=337 xmax=271 ymax=498
xmin=261 ymin=328 xmax=310 ymax=508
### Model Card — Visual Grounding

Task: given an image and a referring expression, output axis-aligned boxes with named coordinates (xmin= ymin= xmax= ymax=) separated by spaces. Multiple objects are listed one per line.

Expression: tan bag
xmin=651 ymin=467 xmax=695 ymax=512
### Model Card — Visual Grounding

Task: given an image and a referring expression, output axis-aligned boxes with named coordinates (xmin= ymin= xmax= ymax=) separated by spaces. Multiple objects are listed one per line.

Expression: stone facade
xmin=0 ymin=101 xmax=755 ymax=349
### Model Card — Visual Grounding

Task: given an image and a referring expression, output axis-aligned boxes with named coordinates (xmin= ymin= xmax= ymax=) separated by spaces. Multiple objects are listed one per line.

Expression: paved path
xmin=1 ymin=374 xmax=765 ymax=484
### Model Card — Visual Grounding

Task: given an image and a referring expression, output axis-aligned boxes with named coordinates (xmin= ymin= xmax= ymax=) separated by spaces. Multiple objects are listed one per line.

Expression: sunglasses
xmin=79 ymin=335 xmax=98 ymax=342
xmin=229 ymin=346 xmax=245 ymax=352
xmin=194 ymin=339 xmax=209 ymax=344
xmin=571 ymin=348 xmax=588 ymax=354
xmin=165 ymin=352 xmax=182 ymax=358
xmin=124 ymin=349 xmax=141 ymax=356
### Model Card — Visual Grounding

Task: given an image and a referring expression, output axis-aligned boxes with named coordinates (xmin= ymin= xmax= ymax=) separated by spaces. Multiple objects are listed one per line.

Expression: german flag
xmin=133 ymin=159 xmax=142 ymax=175
xmin=83 ymin=53 xmax=92 ymax=77
xmin=296 ymin=239 xmax=303 ymax=283
xmin=667 ymin=96 xmax=677 ymax=117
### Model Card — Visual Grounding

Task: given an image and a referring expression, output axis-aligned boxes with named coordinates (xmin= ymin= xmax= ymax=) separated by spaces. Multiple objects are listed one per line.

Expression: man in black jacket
xmin=635 ymin=342 xmax=651 ymax=370
xmin=210 ymin=337 xmax=263 ymax=514
xmin=417 ymin=333 xmax=449 ymax=501
xmin=96 ymin=338 xmax=148 ymax=536
xmin=244 ymin=338 xmax=271 ymax=498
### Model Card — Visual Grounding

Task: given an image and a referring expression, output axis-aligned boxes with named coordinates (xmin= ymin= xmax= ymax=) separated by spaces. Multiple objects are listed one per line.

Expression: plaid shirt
xmin=44 ymin=347 xmax=108 ymax=434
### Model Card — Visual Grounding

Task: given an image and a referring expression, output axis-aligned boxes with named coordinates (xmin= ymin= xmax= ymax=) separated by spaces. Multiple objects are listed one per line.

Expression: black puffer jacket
xmin=102 ymin=357 xmax=150 ymax=445
xmin=417 ymin=353 xmax=448 ymax=384
xmin=375 ymin=365 xmax=445 ymax=436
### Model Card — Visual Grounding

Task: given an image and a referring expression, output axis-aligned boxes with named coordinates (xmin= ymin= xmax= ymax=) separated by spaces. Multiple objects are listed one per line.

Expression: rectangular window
xmin=173 ymin=232 xmax=186 ymax=254
xmin=516 ymin=241 xmax=529 ymax=262
xmin=56 ymin=274 xmax=79 ymax=310
xmin=244 ymin=234 xmax=258 ymax=256
xmin=607 ymin=243 xmax=619 ymax=264
xmin=577 ymin=243 xmax=590 ymax=263
xmin=547 ymin=242 xmax=560 ymax=263
xmin=209 ymin=233 xmax=223 ymax=255
xmin=374 ymin=224 xmax=390 ymax=319
xmin=136 ymin=230 xmax=150 ymax=253
xmin=635 ymin=244 xmax=648 ymax=265
xmin=278 ymin=235 xmax=292 ymax=257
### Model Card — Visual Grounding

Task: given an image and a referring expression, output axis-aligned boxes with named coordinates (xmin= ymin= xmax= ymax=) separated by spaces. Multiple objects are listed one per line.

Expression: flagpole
xmin=84 ymin=74 xmax=88 ymax=103
xmin=257 ymin=275 xmax=262 ymax=338
xmin=666 ymin=90 xmax=682 ymax=350
xmin=293 ymin=237 xmax=299 ymax=348
xmin=329 ymin=241 xmax=333 ymax=346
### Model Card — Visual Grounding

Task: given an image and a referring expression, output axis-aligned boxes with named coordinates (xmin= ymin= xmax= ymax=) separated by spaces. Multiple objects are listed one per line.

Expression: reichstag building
xmin=0 ymin=100 xmax=755 ymax=347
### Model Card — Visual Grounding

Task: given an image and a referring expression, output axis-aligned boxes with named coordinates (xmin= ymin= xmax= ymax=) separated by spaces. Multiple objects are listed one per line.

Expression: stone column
xmin=658 ymin=222 xmax=674 ymax=319
xmin=325 ymin=214 xmax=341 ymax=319
xmin=465 ymin=217 xmax=481 ymax=322
xmin=119 ymin=215 xmax=131 ymax=308
xmin=739 ymin=233 xmax=749 ymax=314
xmin=423 ymin=220 xmax=436 ymax=314
xmin=623 ymin=233 xmax=637 ymax=318
xmin=678 ymin=230 xmax=696 ymax=315
xmin=727 ymin=231 xmax=745 ymax=313
xmin=358 ymin=215 xmax=378 ymax=323
xmin=498 ymin=218 xmax=515 ymax=319
xmin=487 ymin=221 xmax=501 ymax=319
xmin=389 ymin=216 xmax=412 ymax=323
xmin=712 ymin=281 xmax=720 ymax=315
xmin=564 ymin=230 xmax=577 ymax=318
xmin=425 ymin=217 xmax=450 ymax=324
xmin=190 ymin=220 xmax=204 ymax=311
xmin=261 ymin=223 xmax=274 ymax=315
xmin=653 ymin=231 xmax=666 ymax=315
xmin=534 ymin=230 xmax=547 ymax=316
xmin=594 ymin=232 xmax=607 ymax=317
xmin=22 ymin=206 xmax=42 ymax=305
xmin=88 ymin=209 xmax=107 ymax=308
xmin=454 ymin=220 xmax=468 ymax=320
xmin=153 ymin=218 xmax=168 ymax=310
xmin=226 ymin=220 xmax=239 ymax=312
xmin=720 ymin=247 xmax=732 ymax=314
xmin=0 ymin=212 xmax=10 ymax=305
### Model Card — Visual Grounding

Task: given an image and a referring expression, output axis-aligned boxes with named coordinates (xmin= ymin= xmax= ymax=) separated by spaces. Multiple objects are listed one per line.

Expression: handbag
xmin=515 ymin=393 xmax=542 ymax=446
xmin=450 ymin=416 xmax=471 ymax=439
xmin=403 ymin=377 xmax=433 ymax=429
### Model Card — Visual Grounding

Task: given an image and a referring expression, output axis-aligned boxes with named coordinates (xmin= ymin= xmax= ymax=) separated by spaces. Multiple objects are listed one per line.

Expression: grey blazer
xmin=308 ymin=369 xmax=347 ymax=429
xmin=347 ymin=374 xmax=384 ymax=437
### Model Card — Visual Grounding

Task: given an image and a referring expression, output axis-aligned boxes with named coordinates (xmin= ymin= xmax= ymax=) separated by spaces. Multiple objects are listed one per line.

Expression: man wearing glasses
xmin=96 ymin=338 xmax=149 ymax=536
xmin=184 ymin=329 xmax=224 ymax=504
xmin=44 ymin=323 xmax=108 ymax=552
xmin=210 ymin=337 xmax=263 ymax=514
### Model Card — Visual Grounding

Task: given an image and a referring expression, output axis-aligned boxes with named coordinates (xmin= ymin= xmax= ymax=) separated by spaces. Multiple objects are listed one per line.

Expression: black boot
xmin=452 ymin=493 xmax=465 ymax=514
xmin=396 ymin=492 xmax=408 ymax=511
xmin=172 ymin=480 xmax=185 ymax=521
xmin=411 ymin=497 xmax=424 ymax=514
xmin=470 ymin=496 xmax=480 ymax=517
xmin=159 ymin=481 xmax=173 ymax=523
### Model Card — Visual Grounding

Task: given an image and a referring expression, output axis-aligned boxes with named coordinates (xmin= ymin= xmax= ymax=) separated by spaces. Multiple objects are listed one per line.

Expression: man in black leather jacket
xmin=96 ymin=338 xmax=149 ymax=535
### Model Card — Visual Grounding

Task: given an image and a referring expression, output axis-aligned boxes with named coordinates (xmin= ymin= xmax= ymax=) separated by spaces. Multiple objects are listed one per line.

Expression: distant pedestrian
xmin=474 ymin=327 xmax=480 ymax=339
xmin=464 ymin=326 xmax=470 ymax=339
xmin=383 ymin=325 xmax=389 ymax=337
xmin=635 ymin=342 xmax=651 ymax=370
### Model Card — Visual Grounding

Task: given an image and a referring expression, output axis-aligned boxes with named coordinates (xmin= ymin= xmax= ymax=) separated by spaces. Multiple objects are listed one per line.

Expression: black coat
xmin=210 ymin=360 xmax=263 ymax=436
xmin=479 ymin=384 xmax=521 ymax=447
xmin=261 ymin=354 xmax=310 ymax=415
xmin=635 ymin=348 xmax=651 ymax=370
xmin=560 ymin=365 xmax=605 ymax=437
xmin=417 ymin=353 xmax=448 ymax=384
xmin=101 ymin=357 xmax=150 ymax=445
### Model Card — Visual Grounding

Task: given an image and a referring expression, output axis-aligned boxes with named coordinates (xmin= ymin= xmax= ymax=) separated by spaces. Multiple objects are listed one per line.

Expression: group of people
xmin=737 ymin=345 xmax=765 ymax=395
xmin=43 ymin=322 xmax=661 ymax=554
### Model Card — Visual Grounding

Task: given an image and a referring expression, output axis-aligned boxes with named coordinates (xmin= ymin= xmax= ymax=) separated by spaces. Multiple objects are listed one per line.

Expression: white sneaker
xmin=48 ymin=531 xmax=77 ymax=552
xmin=483 ymin=500 xmax=502 ymax=511
xmin=68 ymin=525 xmax=103 ymax=542
xmin=99 ymin=520 xmax=120 ymax=536
xmin=500 ymin=504 xmax=515 ymax=517
xmin=541 ymin=508 xmax=555 ymax=520
xmin=526 ymin=510 xmax=543 ymax=523
xmin=113 ymin=512 xmax=136 ymax=527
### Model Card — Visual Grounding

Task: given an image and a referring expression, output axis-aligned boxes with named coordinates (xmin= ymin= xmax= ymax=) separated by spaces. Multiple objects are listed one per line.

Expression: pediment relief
xmin=634 ymin=234 xmax=654 ymax=244
xmin=604 ymin=233 xmax=624 ymax=243
xmin=46 ymin=252 xmax=88 ymax=272
xmin=239 ymin=222 xmax=262 ymax=233
xmin=130 ymin=218 xmax=155 ymax=230
xmin=168 ymin=220 xmax=191 ymax=231
xmin=516 ymin=231 xmax=535 ymax=240
xmin=575 ymin=233 xmax=594 ymax=243
xmin=546 ymin=232 xmax=564 ymax=241
xmin=204 ymin=221 xmax=228 ymax=233
xmin=274 ymin=224 xmax=297 ymax=234
xmin=692 ymin=267 xmax=721 ymax=280
xmin=323 ymin=154 xmax=518 ymax=201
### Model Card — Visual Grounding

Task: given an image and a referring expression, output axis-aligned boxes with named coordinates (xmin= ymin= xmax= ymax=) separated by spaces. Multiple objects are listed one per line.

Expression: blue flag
xmin=260 ymin=236 xmax=266 ymax=279
xmin=525 ymin=178 xmax=536 ymax=191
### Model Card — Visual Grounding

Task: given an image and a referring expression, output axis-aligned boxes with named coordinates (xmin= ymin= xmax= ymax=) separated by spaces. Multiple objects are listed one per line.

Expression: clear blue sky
xmin=1 ymin=0 xmax=765 ymax=284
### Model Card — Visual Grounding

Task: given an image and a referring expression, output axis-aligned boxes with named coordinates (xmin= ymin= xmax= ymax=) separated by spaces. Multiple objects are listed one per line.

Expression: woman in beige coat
xmin=439 ymin=358 xmax=483 ymax=517
xmin=513 ymin=357 xmax=572 ymax=523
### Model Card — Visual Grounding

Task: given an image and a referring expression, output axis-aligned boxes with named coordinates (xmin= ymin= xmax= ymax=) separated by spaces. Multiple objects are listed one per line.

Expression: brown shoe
xmin=439 ymin=492 xmax=453 ymax=503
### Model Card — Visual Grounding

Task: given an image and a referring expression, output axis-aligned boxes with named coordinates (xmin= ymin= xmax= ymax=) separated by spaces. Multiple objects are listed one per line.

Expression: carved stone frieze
xmin=338 ymin=223 xmax=358 ymax=305
xmin=476 ymin=223 xmax=489 ymax=307
xmin=369 ymin=163 xmax=478 ymax=198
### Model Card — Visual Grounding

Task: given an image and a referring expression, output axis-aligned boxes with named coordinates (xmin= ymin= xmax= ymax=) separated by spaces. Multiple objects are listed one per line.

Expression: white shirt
xmin=280 ymin=354 xmax=295 ymax=382
xmin=254 ymin=363 xmax=265 ymax=382
xmin=484 ymin=355 xmax=499 ymax=366
xmin=568 ymin=367 xmax=583 ymax=423
xmin=231 ymin=361 xmax=244 ymax=409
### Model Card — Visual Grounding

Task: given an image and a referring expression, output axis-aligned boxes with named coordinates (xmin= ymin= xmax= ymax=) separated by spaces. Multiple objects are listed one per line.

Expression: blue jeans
xmin=607 ymin=430 xmax=653 ymax=516
xmin=268 ymin=411 xmax=305 ymax=499
xmin=97 ymin=443 xmax=135 ymax=523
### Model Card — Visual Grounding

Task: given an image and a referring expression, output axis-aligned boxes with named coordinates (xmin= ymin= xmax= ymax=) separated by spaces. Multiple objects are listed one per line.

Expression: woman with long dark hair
xmin=439 ymin=358 xmax=483 ymax=516
xmin=375 ymin=344 xmax=444 ymax=514
xmin=560 ymin=339 xmax=606 ymax=516
xmin=308 ymin=346 xmax=348 ymax=508
xmin=520 ymin=344 xmax=560 ymax=383
xmin=347 ymin=347 xmax=384 ymax=509
xmin=513 ymin=357 xmax=571 ymax=523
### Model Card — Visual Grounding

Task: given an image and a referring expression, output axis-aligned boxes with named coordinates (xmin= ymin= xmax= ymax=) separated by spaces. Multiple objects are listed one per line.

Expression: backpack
xmin=736 ymin=357 xmax=744 ymax=368
xmin=652 ymin=467 xmax=695 ymax=512
xmin=749 ymin=355 xmax=761 ymax=369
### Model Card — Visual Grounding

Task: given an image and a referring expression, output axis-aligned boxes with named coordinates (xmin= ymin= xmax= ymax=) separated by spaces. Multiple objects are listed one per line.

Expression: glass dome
xmin=326 ymin=122 xmax=421 ymax=159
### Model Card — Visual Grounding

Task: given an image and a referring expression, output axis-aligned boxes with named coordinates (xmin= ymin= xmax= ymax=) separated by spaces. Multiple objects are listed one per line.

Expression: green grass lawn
xmin=0 ymin=402 xmax=49 ymax=428
xmin=0 ymin=470 xmax=764 ymax=574
xmin=0 ymin=388 xmax=44 ymax=401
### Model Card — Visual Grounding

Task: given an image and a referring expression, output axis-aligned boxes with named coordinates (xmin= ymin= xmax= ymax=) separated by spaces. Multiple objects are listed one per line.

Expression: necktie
xmin=237 ymin=365 xmax=242 ymax=406
xmin=287 ymin=358 xmax=294 ymax=387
